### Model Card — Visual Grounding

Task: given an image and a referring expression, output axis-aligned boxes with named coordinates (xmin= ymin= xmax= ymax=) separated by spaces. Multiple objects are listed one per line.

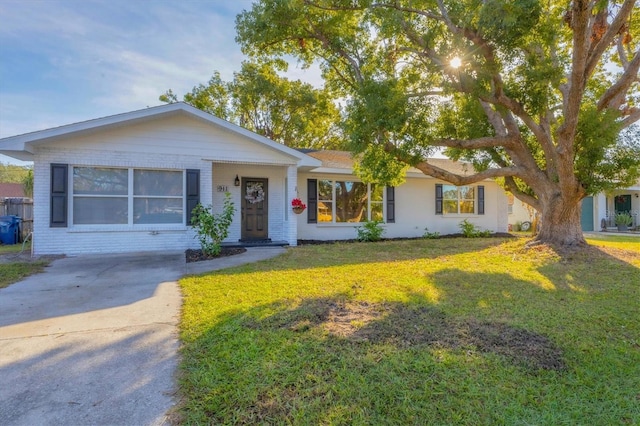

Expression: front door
xmin=581 ymin=196 xmax=594 ymax=231
xmin=614 ymin=194 xmax=632 ymax=213
xmin=241 ymin=178 xmax=268 ymax=241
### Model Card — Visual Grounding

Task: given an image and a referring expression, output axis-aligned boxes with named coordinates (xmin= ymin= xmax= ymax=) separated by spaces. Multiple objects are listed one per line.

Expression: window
xmin=73 ymin=168 xmax=128 ymax=224
xmin=134 ymin=170 xmax=183 ymax=224
xmin=72 ymin=167 xmax=184 ymax=225
xmin=442 ymin=185 xmax=476 ymax=214
xmin=317 ymin=179 xmax=384 ymax=223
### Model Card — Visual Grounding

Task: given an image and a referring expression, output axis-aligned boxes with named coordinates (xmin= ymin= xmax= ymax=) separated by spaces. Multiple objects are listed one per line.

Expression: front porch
xmin=599 ymin=190 xmax=640 ymax=231
xmin=211 ymin=162 xmax=300 ymax=246
xmin=222 ymin=239 xmax=289 ymax=248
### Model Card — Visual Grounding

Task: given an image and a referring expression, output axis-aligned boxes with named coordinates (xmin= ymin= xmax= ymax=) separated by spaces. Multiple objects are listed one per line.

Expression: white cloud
xmin=0 ymin=0 xmax=250 ymax=139
xmin=0 ymin=0 xmax=325 ymax=151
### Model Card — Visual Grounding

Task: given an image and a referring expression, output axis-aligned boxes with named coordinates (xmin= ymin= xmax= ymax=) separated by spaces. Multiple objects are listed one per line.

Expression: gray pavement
xmin=0 ymin=247 xmax=285 ymax=426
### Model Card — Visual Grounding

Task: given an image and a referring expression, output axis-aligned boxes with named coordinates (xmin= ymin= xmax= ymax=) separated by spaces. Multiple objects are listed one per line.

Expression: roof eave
xmin=0 ymin=102 xmax=321 ymax=167
xmin=0 ymin=150 xmax=34 ymax=162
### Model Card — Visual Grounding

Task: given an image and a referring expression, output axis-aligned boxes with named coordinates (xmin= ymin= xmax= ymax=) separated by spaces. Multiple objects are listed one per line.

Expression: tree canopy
xmin=236 ymin=0 xmax=640 ymax=247
xmin=0 ymin=163 xmax=32 ymax=184
xmin=161 ymin=60 xmax=342 ymax=149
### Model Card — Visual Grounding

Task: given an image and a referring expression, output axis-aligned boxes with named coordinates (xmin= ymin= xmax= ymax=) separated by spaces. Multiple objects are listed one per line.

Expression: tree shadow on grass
xmin=246 ymin=296 xmax=565 ymax=372
xmin=535 ymin=243 xmax=640 ymax=292
xmin=181 ymin=293 xmax=566 ymax=423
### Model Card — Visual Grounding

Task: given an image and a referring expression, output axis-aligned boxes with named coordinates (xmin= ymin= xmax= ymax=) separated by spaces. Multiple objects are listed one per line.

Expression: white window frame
xmin=70 ymin=166 xmax=186 ymax=226
xmin=442 ymin=184 xmax=477 ymax=215
xmin=317 ymin=179 xmax=385 ymax=224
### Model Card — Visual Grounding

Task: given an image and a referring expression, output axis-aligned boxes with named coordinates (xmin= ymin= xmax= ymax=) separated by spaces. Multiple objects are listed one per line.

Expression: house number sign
xmin=216 ymin=185 xmax=228 ymax=192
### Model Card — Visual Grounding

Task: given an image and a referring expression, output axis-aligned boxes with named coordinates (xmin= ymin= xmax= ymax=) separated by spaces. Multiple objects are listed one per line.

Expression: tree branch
xmin=413 ymin=161 xmax=521 ymax=186
xmin=621 ymin=107 xmax=640 ymax=128
xmin=479 ymin=101 xmax=508 ymax=137
xmin=309 ymin=27 xmax=364 ymax=85
xmin=558 ymin=0 xmax=592 ymax=143
xmin=597 ymin=48 xmax=640 ymax=111
xmin=383 ymin=142 xmax=520 ymax=185
xmin=585 ymin=0 xmax=637 ymax=78
xmin=616 ymin=37 xmax=631 ymax=69
xmin=429 ymin=135 xmax=518 ymax=150
xmin=504 ymin=176 xmax=541 ymax=211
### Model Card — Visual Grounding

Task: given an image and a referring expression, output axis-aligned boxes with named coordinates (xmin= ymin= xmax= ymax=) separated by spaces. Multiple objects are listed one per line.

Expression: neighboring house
xmin=506 ymin=179 xmax=640 ymax=232
xmin=0 ymin=182 xmax=27 ymax=199
xmin=0 ymin=103 xmax=507 ymax=255
xmin=591 ymin=180 xmax=640 ymax=230
xmin=506 ymin=195 xmax=536 ymax=231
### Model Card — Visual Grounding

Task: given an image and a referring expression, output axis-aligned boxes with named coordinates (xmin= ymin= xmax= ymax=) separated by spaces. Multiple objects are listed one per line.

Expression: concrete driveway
xmin=0 ymin=247 xmax=285 ymax=426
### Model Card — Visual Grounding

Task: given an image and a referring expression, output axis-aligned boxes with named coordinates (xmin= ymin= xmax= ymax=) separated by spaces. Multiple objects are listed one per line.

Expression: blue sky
xmin=0 ymin=0 xmax=318 ymax=164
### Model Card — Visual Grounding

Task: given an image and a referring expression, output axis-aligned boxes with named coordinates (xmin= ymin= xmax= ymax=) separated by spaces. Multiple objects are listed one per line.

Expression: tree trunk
xmin=534 ymin=194 xmax=587 ymax=248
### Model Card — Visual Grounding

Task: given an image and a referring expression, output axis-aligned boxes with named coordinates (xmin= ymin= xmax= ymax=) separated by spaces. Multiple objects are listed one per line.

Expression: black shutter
xmin=307 ymin=179 xmax=317 ymax=223
xmin=478 ymin=185 xmax=485 ymax=215
xmin=435 ymin=184 xmax=443 ymax=215
xmin=50 ymin=164 xmax=68 ymax=227
xmin=186 ymin=169 xmax=200 ymax=224
xmin=386 ymin=186 xmax=395 ymax=223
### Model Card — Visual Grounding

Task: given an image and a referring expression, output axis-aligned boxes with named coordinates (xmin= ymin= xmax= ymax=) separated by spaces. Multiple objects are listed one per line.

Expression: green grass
xmin=0 ymin=242 xmax=49 ymax=289
xmin=585 ymin=233 xmax=640 ymax=251
xmin=178 ymin=236 xmax=640 ymax=425
xmin=0 ymin=241 xmax=30 ymax=254
xmin=0 ymin=261 xmax=48 ymax=289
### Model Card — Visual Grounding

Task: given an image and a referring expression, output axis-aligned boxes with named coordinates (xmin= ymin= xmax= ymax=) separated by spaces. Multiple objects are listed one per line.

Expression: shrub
xmin=356 ymin=220 xmax=385 ymax=242
xmin=423 ymin=227 xmax=440 ymax=239
xmin=459 ymin=219 xmax=492 ymax=238
xmin=191 ymin=193 xmax=236 ymax=256
xmin=615 ymin=212 xmax=633 ymax=226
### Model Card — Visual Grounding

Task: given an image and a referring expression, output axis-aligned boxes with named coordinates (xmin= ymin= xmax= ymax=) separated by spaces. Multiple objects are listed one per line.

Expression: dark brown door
xmin=241 ymin=178 xmax=268 ymax=240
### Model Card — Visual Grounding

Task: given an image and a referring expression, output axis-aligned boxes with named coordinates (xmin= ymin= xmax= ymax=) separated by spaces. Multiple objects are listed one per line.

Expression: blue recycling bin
xmin=0 ymin=215 xmax=21 ymax=245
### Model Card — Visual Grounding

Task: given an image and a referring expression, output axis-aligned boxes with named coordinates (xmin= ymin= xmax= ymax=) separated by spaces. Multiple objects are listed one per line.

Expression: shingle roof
xmin=306 ymin=150 xmax=475 ymax=176
xmin=0 ymin=183 xmax=26 ymax=198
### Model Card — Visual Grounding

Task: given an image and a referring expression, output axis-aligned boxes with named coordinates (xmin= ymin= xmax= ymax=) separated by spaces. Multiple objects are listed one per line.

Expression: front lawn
xmin=178 ymin=237 xmax=640 ymax=424
xmin=0 ymin=242 xmax=50 ymax=289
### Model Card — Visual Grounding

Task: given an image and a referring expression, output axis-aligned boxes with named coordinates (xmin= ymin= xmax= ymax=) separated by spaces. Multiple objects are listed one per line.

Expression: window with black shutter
xmin=435 ymin=183 xmax=443 ymax=215
xmin=386 ymin=187 xmax=395 ymax=223
xmin=186 ymin=169 xmax=200 ymax=224
xmin=307 ymin=179 xmax=317 ymax=223
xmin=50 ymin=164 xmax=68 ymax=227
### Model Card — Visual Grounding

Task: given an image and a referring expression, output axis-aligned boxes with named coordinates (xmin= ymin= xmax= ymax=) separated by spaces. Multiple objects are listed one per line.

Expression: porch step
xmin=223 ymin=240 xmax=289 ymax=248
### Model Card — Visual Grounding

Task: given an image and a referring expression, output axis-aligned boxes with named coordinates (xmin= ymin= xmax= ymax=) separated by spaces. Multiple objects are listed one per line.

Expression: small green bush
xmin=423 ymin=227 xmax=440 ymax=239
xmin=356 ymin=220 xmax=385 ymax=242
xmin=191 ymin=193 xmax=236 ymax=256
xmin=459 ymin=219 xmax=492 ymax=238
xmin=615 ymin=212 xmax=633 ymax=226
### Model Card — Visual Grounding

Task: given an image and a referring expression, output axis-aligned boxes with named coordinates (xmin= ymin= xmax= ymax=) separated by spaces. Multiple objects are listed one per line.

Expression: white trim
xmin=0 ymin=103 xmax=322 ymax=168
xmin=70 ymin=166 xmax=187 ymax=227
xmin=206 ymin=158 xmax=297 ymax=166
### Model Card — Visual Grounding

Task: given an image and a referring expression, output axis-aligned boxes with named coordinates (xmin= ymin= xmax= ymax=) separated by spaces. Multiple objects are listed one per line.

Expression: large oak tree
xmin=236 ymin=0 xmax=640 ymax=248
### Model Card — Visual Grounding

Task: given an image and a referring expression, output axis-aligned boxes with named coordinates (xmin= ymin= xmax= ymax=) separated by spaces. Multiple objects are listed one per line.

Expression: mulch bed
xmin=298 ymin=233 xmax=515 ymax=245
xmin=186 ymin=233 xmax=516 ymax=261
xmin=185 ymin=247 xmax=247 ymax=263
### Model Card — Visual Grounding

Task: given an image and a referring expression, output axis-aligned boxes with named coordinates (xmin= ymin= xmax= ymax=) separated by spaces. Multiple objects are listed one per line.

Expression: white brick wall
xmin=297 ymin=172 xmax=509 ymax=240
xmin=33 ymin=147 xmax=214 ymax=255
xmin=32 ymin=146 xmax=298 ymax=255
